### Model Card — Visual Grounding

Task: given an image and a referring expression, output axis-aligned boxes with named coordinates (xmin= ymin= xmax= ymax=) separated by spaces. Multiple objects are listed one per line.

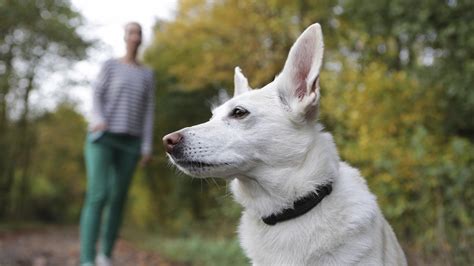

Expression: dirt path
xmin=0 ymin=226 xmax=179 ymax=266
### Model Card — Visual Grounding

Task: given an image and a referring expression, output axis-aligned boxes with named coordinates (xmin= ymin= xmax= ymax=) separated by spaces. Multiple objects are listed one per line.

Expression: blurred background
xmin=0 ymin=0 xmax=473 ymax=265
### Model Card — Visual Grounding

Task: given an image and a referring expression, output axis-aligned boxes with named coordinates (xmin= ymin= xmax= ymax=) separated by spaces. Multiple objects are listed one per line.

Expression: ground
xmin=0 ymin=226 xmax=181 ymax=266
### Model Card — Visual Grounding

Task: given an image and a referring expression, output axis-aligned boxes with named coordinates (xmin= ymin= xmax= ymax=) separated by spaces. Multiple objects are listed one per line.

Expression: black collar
xmin=262 ymin=182 xmax=333 ymax=226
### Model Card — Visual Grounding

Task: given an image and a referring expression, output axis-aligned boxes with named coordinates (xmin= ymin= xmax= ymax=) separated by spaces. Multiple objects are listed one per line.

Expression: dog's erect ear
xmin=278 ymin=23 xmax=324 ymax=122
xmin=234 ymin=67 xmax=250 ymax=97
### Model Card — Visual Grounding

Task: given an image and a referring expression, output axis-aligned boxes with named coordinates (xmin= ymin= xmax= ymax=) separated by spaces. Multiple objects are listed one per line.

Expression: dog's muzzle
xmin=163 ymin=131 xmax=184 ymax=157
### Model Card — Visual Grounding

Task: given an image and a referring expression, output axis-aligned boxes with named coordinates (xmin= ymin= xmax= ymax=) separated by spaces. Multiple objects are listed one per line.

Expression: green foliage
xmin=0 ymin=0 xmax=91 ymax=219
xmin=29 ymin=103 xmax=88 ymax=221
xmin=0 ymin=0 xmax=90 ymax=60
xmin=124 ymin=228 xmax=248 ymax=266
xmin=144 ymin=0 xmax=338 ymax=91
xmin=340 ymin=0 xmax=474 ymax=136
xmin=6 ymin=102 xmax=88 ymax=221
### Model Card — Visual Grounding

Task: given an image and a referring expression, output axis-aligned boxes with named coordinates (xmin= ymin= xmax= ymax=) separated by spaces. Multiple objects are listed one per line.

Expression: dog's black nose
xmin=163 ymin=132 xmax=183 ymax=153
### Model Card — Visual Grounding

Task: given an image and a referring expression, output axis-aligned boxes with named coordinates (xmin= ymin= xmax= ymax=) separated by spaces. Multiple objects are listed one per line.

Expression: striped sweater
xmin=90 ymin=58 xmax=155 ymax=155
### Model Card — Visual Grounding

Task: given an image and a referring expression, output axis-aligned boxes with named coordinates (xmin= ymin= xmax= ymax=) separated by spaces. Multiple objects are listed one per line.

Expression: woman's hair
xmin=124 ymin=21 xmax=142 ymax=32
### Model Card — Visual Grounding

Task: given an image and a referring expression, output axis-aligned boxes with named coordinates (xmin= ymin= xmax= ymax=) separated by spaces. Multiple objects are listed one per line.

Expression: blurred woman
xmin=79 ymin=22 xmax=155 ymax=266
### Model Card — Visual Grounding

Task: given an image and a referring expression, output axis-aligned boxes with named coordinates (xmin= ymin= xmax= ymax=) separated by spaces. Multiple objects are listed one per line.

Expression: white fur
xmin=234 ymin=67 xmax=251 ymax=97
xmin=165 ymin=23 xmax=407 ymax=265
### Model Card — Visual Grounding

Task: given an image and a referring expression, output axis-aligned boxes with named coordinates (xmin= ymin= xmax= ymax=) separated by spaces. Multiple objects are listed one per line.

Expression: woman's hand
xmin=92 ymin=122 xmax=107 ymax=132
xmin=140 ymin=154 xmax=152 ymax=167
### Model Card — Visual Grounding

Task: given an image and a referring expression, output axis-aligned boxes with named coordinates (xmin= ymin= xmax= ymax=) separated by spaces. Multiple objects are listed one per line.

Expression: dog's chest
xmin=238 ymin=210 xmax=345 ymax=265
xmin=236 ymin=186 xmax=383 ymax=265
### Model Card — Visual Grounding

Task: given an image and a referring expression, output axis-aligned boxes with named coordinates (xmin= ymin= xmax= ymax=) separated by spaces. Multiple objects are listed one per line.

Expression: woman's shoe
xmin=96 ymin=254 xmax=112 ymax=266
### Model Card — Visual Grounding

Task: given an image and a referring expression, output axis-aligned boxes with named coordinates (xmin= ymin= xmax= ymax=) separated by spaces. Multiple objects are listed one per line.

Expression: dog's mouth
xmin=168 ymin=156 xmax=234 ymax=177
xmin=176 ymin=160 xmax=229 ymax=168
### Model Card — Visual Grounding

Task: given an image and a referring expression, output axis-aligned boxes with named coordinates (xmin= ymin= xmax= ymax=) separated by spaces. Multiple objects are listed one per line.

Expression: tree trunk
xmin=0 ymin=44 xmax=14 ymax=218
xmin=14 ymin=65 xmax=36 ymax=218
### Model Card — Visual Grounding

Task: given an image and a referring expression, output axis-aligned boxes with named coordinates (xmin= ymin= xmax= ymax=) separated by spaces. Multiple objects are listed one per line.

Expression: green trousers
xmin=80 ymin=132 xmax=140 ymax=264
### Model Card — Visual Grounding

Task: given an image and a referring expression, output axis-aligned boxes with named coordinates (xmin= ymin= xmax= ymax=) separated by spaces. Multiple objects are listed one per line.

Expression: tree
xmin=144 ymin=0 xmax=337 ymax=91
xmin=339 ymin=0 xmax=474 ymax=137
xmin=27 ymin=102 xmax=87 ymax=221
xmin=0 ymin=0 xmax=91 ymax=218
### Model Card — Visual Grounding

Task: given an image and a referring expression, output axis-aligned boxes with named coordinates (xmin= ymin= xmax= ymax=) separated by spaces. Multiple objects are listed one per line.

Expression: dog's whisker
xmin=209 ymin=177 xmax=220 ymax=187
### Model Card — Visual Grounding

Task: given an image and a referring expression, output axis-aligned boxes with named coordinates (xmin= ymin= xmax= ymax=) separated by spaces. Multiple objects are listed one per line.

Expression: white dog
xmin=163 ymin=23 xmax=407 ymax=266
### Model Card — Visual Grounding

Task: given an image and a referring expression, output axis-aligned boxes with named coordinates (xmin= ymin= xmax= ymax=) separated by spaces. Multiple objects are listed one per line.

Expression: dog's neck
xmin=230 ymin=124 xmax=340 ymax=219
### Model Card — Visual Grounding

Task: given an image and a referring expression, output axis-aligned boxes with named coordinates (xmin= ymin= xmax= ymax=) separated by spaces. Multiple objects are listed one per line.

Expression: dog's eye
xmin=230 ymin=106 xmax=249 ymax=119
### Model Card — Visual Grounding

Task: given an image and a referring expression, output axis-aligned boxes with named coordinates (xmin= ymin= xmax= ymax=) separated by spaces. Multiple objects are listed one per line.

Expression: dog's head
xmin=163 ymin=23 xmax=325 ymax=178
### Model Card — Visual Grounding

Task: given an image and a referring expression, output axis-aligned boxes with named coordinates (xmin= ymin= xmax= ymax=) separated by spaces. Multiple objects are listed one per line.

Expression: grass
xmin=123 ymin=228 xmax=249 ymax=266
